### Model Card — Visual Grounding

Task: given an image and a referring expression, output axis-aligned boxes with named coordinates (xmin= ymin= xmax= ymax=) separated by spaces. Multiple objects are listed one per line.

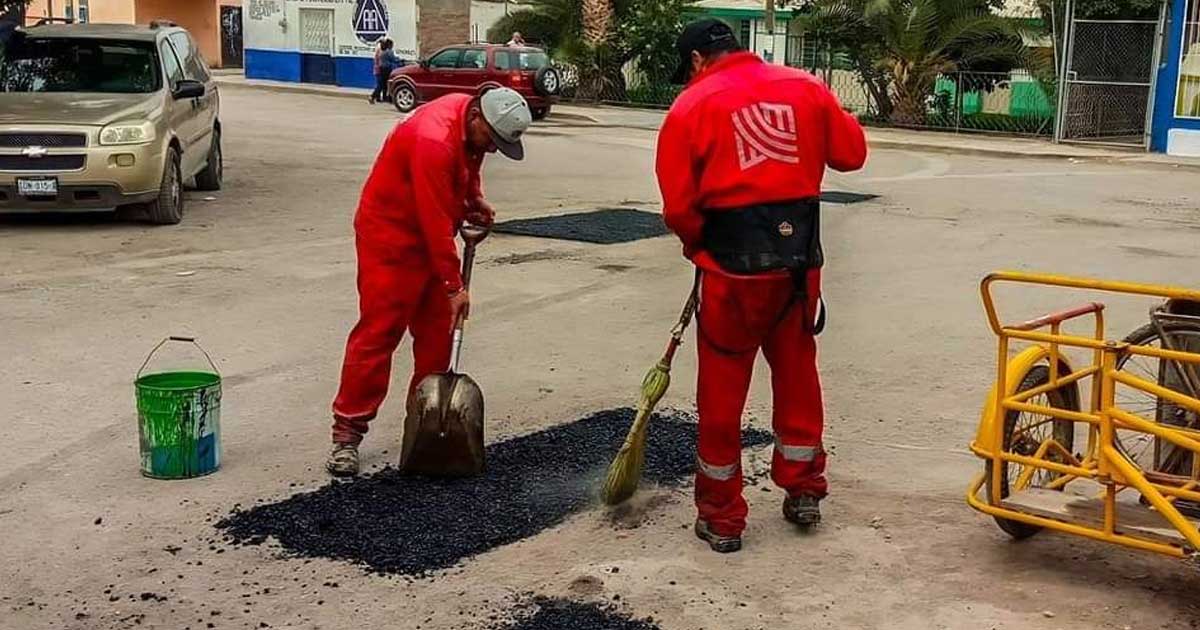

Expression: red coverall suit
xmin=331 ymin=93 xmax=483 ymax=445
xmin=656 ymin=52 xmax=867 ymax=536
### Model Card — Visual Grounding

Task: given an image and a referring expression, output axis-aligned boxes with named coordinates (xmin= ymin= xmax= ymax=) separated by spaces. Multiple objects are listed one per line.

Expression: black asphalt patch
xmin=498 ymin=597 xmax=660 ymax=630
xmin=821 ymin=191 xmax=879 ymax=204
xmin=217 ymin=408 xmax=771 ymax=576
xmin=493 ymin=209 xmax=670 ymax=244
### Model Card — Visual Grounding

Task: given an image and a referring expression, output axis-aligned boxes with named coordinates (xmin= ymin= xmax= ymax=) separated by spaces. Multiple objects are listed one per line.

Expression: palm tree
xmin=813 ymin=0 xmax=1032 ymax=125
xmin=582 ymin=0 xmax=615 ymax=45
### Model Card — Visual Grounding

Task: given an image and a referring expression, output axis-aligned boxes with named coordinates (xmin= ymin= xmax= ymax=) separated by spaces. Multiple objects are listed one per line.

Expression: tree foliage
xmin=807 ymin=0 xmax=1034 ymax=125
xmin=488 ymin=0 xmax=693 ymax=100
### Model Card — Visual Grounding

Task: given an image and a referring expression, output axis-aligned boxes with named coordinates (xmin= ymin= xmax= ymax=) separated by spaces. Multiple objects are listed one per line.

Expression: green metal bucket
xmin=135 ymin=337 xmax=222 ymax=479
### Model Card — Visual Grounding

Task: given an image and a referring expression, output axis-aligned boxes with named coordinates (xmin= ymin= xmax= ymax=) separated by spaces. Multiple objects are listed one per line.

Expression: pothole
xmin=493 ymin=209 xmax=670 ymax=244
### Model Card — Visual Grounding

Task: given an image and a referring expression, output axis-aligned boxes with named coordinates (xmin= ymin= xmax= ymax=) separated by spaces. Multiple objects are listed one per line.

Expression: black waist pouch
xmin=700 ymin=198 xmax=822 ymax=274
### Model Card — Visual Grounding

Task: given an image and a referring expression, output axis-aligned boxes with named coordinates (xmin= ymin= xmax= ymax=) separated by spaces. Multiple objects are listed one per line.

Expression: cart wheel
xmin=986 ymin=364 xmax=1079 ymax=540
xmin=1115 ymin=322 xmax=1200 ymax=475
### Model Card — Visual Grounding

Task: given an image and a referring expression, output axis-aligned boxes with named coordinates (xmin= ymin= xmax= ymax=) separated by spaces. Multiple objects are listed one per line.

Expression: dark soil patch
xmin=493 ymin=209 xmax=670 ymax=244
xmin=821 ymin=191 xmax=879 ymax=204
xmin=498 ymin=597 xmax=660 ymax=630
xmin=218 ymin=408 xmax=770 ymax=576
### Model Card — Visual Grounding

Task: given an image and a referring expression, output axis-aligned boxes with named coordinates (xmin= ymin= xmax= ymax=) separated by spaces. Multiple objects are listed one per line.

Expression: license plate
xmin=17 ymin=177 xmax=58 ymax=196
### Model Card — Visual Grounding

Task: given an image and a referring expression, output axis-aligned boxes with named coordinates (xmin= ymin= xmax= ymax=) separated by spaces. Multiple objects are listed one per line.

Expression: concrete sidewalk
xmin=215 ymin=74 xmax=1200 ymax=168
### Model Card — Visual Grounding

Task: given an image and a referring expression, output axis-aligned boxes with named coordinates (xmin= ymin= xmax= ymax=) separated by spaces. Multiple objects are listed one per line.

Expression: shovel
xmin=399 ymin=225 xmax=489 ymax=477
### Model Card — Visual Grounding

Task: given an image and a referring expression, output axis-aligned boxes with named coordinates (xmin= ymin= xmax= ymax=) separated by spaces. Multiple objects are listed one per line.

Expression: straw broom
xmin=600 ymin=272 xmax=701 ymax=505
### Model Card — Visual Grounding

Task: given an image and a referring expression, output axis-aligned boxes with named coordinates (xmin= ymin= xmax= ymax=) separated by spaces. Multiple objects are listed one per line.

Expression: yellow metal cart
xmin=968 ymin=271 xmax=1200 ymax=562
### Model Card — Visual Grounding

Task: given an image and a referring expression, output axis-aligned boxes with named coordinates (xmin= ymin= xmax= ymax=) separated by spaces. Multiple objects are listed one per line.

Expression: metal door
xmin=220 ymin=6 xmax=243 ymax=69
xmin=1055 ymin=0 xmax=1166 ymax=147
xmin=299 ymin=8 xmax=336 ymax=85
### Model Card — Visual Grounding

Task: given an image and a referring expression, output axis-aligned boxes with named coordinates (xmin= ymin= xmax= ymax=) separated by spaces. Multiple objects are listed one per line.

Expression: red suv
xmin=388 ymin=44 xmax=561 ymax=119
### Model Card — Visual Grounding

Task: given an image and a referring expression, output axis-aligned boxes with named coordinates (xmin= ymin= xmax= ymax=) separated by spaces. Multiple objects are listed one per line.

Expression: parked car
xmin=388 ymin=44 xmax=561 ymax=120
xmin=0 ymin=21 xmax=222 ymax=224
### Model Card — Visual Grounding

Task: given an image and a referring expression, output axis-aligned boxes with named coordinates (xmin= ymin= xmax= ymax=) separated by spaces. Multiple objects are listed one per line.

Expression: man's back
xmin=657 ymin=52 xmax=866 ymax=248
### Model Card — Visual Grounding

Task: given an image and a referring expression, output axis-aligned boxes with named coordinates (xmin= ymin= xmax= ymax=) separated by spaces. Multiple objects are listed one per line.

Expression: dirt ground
xmin=2 ymin=89 xmax=1199 ymax=630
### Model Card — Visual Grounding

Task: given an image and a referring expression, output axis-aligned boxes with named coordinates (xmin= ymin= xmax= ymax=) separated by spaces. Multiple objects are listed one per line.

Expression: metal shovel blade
xmin=399 ymin=370 xmax=485 ymax=477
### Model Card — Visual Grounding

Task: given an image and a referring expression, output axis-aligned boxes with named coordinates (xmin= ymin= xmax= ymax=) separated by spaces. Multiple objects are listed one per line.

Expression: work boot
xmin=694 ymin=519 xmax=742 ymax=553
xmin=325 ymin=443 xmax=360 ymax=477
xmin=783 ymin=494 xmax=822 ymax=527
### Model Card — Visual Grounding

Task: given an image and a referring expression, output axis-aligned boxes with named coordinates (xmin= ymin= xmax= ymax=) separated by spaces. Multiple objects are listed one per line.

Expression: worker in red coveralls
xmin=656 ymin=19 xmax=867 ymax=552
xmin=327 ymin=87 xmax=532 ymax=476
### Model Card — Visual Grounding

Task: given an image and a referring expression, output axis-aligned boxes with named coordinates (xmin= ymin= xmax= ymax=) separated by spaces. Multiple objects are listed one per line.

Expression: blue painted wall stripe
xmin=245 ymin=48 xmax=376 ymax=90
xmin=246 ymin=49 xmax=300 ymax=83
xmin=1151 ymin=0 xmax=1200 ymax=151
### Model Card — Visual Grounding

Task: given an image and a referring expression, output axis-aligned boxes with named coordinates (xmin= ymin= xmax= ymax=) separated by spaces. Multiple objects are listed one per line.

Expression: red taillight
xmin=511 ymin=71 xmax=524 ymax=84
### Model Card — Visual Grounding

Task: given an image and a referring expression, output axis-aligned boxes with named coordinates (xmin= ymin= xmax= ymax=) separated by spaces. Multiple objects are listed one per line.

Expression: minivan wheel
xmin=195 ymin=129 xmax=222 ymax=191
xmin=146 ymin=148 xmax=184 ymax=225
xmin=393 ymin=83 xmax=417 ymax=113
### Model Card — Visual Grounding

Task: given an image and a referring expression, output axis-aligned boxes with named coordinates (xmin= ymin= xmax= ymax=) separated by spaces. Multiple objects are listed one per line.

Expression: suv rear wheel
xmin=146 ymin=148 xmax=184 ymax=225
xmin=194 ymin=129 xmax=222 ymax=191
xmin=393 ymin=82 xmax=418 ymax=113
xmin=535 ymin=67 xmax=561 ymax=97
xmin=531 ymin=106 xmax=550 ymax=121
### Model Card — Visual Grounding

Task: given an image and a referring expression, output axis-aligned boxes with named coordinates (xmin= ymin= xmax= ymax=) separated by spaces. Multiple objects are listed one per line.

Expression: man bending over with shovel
xmin=327 ymin=87 xmax=532 ymax=476
xmin=656 ymin=19 xmax=867 ymax=552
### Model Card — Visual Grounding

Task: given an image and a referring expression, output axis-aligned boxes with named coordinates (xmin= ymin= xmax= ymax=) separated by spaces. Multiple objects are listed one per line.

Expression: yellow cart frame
xmin=968 ymin=271 xmax=1200 ymax=562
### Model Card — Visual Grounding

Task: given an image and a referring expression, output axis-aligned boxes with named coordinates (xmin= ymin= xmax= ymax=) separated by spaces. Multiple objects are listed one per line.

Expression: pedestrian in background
xmin=506 ymin=32 xmax=525 ymax=47
xmin=369 ymin=39 xmax=386 ymax=105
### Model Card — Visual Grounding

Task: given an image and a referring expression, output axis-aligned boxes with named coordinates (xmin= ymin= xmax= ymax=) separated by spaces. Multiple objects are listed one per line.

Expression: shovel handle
xmin=449 ymin=224 xmax=490 ymax=370
xmin=458 ymin=223 xmax=489 ymax=297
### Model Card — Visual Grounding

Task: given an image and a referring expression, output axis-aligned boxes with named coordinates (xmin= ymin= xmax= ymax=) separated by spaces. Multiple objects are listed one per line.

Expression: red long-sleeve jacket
xmin=355 ymin=93 xmax=483 ymax=294
xmin=656 ymin=52 xmax=867 ymax=262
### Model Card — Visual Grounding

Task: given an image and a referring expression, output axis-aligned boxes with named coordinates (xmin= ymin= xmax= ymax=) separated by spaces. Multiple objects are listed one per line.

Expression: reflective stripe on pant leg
xmin=696 ymin=456 xmax=740 ymax=481
xmin=763 ymin=267 xmax=828 ymax=498
xmin=774 ymin=436 xmax=822 ymax=462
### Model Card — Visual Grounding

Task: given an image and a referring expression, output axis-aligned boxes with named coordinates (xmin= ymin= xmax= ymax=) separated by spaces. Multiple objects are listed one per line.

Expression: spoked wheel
xmin=987 ymin=364 xmax=1080 ymax=540
xmin=1116 ymin=322 xmax=1200 ymax=476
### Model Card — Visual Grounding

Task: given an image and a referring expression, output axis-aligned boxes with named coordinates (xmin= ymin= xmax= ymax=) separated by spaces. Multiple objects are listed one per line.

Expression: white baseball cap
xmin=480 ymin=87 xmax=531 ymax=160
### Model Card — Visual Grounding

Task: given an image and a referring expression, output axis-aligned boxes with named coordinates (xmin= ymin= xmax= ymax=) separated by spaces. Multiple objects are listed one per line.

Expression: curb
xmin=216 ymin=78 xmax=598 ymax=124
xmin=864 ymin=138 xmax=1120 ymax=162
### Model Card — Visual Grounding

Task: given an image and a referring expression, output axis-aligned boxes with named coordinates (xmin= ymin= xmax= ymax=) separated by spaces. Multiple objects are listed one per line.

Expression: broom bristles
xmin=600 ymin=401 xmax=657 ymax=505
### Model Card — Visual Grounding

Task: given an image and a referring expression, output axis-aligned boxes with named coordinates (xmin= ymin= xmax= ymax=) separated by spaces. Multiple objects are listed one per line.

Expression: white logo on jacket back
xmin=731 ymin=102 xmax=799 ymax=170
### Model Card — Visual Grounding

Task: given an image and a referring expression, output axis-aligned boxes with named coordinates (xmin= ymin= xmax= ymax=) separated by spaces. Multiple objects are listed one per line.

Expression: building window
xmin=740 ymin=20 xmax=751 ymax=49
xmin=1178 ymin=0 xmax=1200 ymax=118
xmin=78 ymin=0 xmax=88 ymax=23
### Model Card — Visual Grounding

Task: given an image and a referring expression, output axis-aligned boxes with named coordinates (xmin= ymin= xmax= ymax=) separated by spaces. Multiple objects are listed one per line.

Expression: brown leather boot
xmin=694 ymin=519 xmax=742 ymax=553
xmin=325 ymin=443 xmax=360 ymax=477
xmin=783 ymin=494 xmax=822 ymax=527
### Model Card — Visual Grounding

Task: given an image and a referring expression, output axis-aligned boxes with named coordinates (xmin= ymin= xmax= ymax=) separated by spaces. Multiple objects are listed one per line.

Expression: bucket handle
xmin=137 ymin=336 xmax=221 ymax=379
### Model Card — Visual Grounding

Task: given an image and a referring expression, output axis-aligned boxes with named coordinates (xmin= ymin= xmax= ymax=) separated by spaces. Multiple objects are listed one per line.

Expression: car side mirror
xmin=419 ymin=58 xmax=430 ymax=69
xmin=172 ymin=79 xmax=205 ymax=100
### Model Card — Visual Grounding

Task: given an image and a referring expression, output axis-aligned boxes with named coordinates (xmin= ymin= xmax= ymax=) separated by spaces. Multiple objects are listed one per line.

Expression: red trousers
xmin=694 ymin=268 xmax=827 ymax=536
xmin=331 ymin=236 xmax=452 ymax=445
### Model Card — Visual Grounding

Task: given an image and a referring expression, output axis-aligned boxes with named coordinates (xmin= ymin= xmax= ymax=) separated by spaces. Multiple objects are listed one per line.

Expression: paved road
xmin=2 ymin=89 xmax=1198 ymax=629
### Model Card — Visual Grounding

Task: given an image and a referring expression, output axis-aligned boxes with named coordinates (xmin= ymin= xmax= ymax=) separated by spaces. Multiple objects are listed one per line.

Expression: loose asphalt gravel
xmin=218 ymin=408 xmax=772 ymax=576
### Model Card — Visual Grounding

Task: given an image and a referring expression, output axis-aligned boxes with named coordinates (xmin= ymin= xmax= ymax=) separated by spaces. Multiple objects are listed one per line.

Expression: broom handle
xmin=661 ymin=270 xmax=702 ymax=365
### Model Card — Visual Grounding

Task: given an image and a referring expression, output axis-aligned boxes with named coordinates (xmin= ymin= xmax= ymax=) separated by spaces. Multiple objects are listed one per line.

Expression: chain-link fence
xmin=556 ymin=53 xmax=1057 ymax=137
xmin=1057 ymin=19 xmax=1160 ymax=145
xmin=829 ymin=70 xmax=1057 ymax=136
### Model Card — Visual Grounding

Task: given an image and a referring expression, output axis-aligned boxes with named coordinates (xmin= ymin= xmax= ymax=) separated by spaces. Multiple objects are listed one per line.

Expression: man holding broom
xmin=326 ymin=88 xmax=532 ymax=476
xmin=656 ymin=19 xmax=867 ymax=552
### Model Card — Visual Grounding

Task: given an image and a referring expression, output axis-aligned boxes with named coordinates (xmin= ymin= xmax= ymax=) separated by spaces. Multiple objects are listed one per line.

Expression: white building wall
xmin=245 ymin=0 xmax=417 ymax=59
